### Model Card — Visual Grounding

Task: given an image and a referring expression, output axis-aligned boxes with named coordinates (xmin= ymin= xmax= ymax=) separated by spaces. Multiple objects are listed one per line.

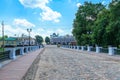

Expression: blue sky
xmin=0 ymin=0 xmax=111 ymax=38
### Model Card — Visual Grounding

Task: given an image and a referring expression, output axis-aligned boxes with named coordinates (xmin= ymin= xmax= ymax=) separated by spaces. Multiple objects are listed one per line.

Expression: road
xmin=34 ymin=45 xmax=120 ymax=80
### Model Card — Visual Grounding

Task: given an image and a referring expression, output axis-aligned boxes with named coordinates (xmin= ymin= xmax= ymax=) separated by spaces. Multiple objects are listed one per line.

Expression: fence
xmin=62 ymin=45 xmax=120 ymax=55
xmin=101 ymin=48 xmax=108 ymax=53
xmin=0 ymin=51 xmax=10 ymax=61
xmin=91 ymin=47 xmax=96 ymax=52
xmin=115 ymin=49 xmax=120 ymax=55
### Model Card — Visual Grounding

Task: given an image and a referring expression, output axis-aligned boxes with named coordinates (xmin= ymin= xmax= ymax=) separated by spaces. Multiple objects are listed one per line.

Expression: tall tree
xmin=35 ymin=35 xmax=43 ymax=45
xmin=45 ymin=36 xmax=50 ymax=44
xmin=72 ymin=2 xmax=105 ymax=45
xmin=92 ymin=9 xmax=110 ymax=46
xmin=105 ymin=1 xmax=120 ymax=46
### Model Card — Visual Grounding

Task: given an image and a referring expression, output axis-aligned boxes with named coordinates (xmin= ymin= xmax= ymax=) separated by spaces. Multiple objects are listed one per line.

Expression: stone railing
xmin=61 ymin=45 xmax=118 ymax=56
xmin=4 ymin=45 xmax=43 ymax=60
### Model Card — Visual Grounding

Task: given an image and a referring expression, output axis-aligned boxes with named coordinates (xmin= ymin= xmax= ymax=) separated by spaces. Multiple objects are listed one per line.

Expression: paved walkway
xmin=34 ymin=45 xmax=120 ymax=80
xmin=0 ymin=48 xmax=44 ymax=80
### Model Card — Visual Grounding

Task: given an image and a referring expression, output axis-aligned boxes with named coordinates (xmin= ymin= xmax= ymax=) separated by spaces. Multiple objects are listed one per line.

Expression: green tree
xmin=35 ymin=35 xmax=43 ymax=45
xmin=45 ymin=36 xmax=50 ymax=44
xmin=0 ymin=35 xmax=8 ymax=40
xmin=92 ymin=9 xmax=110 ymax=46
xmin=105 ymin=1 xmax=120 ymax=47
xmin=72 ymin=2 xmax=104 ymax=45
xmin=73 ymin=1 xmax=120 ymax=47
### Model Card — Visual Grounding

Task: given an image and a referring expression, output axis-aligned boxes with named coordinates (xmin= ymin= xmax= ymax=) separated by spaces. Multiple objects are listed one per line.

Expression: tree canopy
xmin=72 ymin=2 xmax=105 ymax=46
xmin=72 ymin=1 xmax=120 ymax=47
xmin=45 ymin=36 xmax=50 ymax=44
xmin=35 ymin=35 xmax=43 ymax=45
xmin=0 ymin=35 xmax=8 ymax=40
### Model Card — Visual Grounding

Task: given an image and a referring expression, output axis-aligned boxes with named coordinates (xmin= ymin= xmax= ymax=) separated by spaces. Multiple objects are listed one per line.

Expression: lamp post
xmin=22 ymin=34 xmax=24 ymax=46
xmin=27 ymin=29 xmax=32 ymax=46
xmin=87 ymin=31 xmax=92 ymax=46
xmin=1 ymin=21 xmax=4 ymax=52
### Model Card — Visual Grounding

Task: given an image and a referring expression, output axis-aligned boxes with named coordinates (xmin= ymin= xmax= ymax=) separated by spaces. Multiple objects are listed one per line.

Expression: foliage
xmin=72 ymin=1 xmax=120 ymax=47
xmin=0 ymin=35 xmax=8 ymax=40
xmin=45 ymin=36 xmax=50 ymax=44
xmin=72 ymin=2 xmax=105 ymax=46
xmin=106 ymin=1 xmax=120 ymax=47
xmin=35 ymin=35 xmax=43 ymax=45
xmin=92 ymin=9 xmax=110 ymax=46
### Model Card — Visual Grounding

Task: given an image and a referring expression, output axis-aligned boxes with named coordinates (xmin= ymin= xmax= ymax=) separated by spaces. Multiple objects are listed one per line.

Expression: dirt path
xmin=34 ymin=45 xmax=120 ymax=80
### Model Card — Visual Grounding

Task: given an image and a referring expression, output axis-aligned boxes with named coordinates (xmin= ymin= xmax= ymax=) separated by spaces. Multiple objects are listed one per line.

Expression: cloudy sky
xmin=0 ymin=0 xmax=111 ymax=38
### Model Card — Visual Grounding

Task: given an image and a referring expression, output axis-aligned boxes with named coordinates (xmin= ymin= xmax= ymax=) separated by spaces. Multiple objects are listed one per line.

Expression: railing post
xmin=10 ymin=48 xmax=16 ymax=60
xmin=0 ymin=64 xmax=2 ymax=68
xmin=74 ymin=46 xmax=76 ymax=49
xmin=96 ymin=46 xmax=102 ymax=53
xmin=81 ymin=46 xmax=84 ymax=51
xmin=29 ymin=46 xmax=31 ymax=51
xmin=108 ymin=46 xmax=117 ymax=55
xmin=71 ymin=46 xmax=72 ymax=49
xmin=69 ymin=45 xmax=70 ymax=48
xmin=20 ymin=47 xmax=24 ymax=55
xmin=77 ymin=46 xmax=79 ymax=50
xmin=70 ymin=46 xmax=72 ymax=49
xmin=87 ymin=46 xmax=93 ymax=52
xmin=26 ymin=47 xmax=28 ymax=53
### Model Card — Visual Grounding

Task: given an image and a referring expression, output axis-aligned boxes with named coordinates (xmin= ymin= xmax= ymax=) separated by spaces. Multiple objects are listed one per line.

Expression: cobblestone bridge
xmin=32 ymin=45 xmax=120 ymax=80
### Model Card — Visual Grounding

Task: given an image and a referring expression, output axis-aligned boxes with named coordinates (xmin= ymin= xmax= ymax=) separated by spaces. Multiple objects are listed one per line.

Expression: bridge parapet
xmin=5 ymin=46 xmax=41 ymax=60
xmin=61 ymin=45 xmax=119 ymax=56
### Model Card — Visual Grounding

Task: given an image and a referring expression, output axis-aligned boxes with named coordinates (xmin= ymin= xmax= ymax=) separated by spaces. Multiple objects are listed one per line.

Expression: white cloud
xmin=102 ymin=1 xmax=110 ymax=5
xmin=76 ymin=3 xmax=82 ymax=7
xmin=13 ymin=19 xmax=35 ymax=28
xmin=40 ymin=7 xmax=61 ymax=22
xmin=19 ymin=0 xmax=49 ymax=8
xmin=0 ymin=25 xmax=71 ymax=41
xmin=2 ymin=25 xmax=28 ymax=37
xmin=102 ymin=1 xmax=106 ymax=5
xmin=32 ymin=28 xmax=65 ymax=39
xmin=1 ymin=20 xmax=69 ymax=40
xmin=19 ymin=0 xmax=61 ymax=23
xmin=37 ymin=28 xmax=45 ymax=32
xmin=0 ymin=19 xmax=35 ymax=37
xmin=56 ymin=29 xmax=64 ymax=34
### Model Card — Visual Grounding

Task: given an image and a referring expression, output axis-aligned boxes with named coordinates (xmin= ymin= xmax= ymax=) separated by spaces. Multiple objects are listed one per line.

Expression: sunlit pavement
xmin=34 ymin=45 xmax=120 ymax=80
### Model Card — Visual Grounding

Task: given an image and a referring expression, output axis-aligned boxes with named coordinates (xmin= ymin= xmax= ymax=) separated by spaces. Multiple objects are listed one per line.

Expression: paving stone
xmin=33 ymin=45 xmax=120 ymax=80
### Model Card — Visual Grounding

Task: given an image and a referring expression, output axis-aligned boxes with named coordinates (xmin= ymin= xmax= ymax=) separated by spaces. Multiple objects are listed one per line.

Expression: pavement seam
xmin=22 ymin=48 xmax=45 ymax=80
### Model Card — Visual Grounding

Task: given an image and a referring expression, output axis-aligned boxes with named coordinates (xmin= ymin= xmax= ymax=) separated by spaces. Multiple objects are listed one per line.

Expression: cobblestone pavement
xmin=34 ymin=45 xmax=120 ymax=80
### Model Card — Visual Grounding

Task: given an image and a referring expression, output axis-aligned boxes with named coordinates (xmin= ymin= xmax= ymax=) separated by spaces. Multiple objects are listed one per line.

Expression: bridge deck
xmin=34 ymin=45 xmax=120 ymax=80
xmin=1 ymin=45 xmax=120 ymax=80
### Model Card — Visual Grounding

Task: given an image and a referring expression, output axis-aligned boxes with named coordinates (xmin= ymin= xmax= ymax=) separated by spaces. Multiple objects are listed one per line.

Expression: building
xmin=50 ymin=33 xmax=76 ymax=45
xmin=0 ymin=37 xmax=17 ymax=47
xmin=0 ymin=36 xmax=36 ymax=47
xmin=15 ymin=36 xmax=36 ymax=46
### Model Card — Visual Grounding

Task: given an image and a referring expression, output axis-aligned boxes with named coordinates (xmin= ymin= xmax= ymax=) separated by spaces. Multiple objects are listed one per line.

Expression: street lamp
xmin=21 ymin=34 xmax=25 ymax=46
xmin=87 ymin=31 xmax=92 ymax=46
xmin=27 ymin=29 xmax=32 ymax=46
xmin=1 ymin=21 xmax=4 ymax=52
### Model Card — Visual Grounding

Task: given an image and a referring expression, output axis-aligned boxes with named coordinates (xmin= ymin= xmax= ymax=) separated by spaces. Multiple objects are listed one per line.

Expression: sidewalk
xmin=0 ymin=48 xmax=44 ymax=80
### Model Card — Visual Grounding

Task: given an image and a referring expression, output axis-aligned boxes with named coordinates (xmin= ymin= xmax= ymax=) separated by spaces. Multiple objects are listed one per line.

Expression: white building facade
xmin=50 ymin=33 xmax=76 ymax=45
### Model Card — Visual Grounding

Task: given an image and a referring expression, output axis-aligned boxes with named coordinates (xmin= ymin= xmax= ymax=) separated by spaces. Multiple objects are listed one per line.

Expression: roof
xmin=5 ymin=37 xmax=17 ymax=41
